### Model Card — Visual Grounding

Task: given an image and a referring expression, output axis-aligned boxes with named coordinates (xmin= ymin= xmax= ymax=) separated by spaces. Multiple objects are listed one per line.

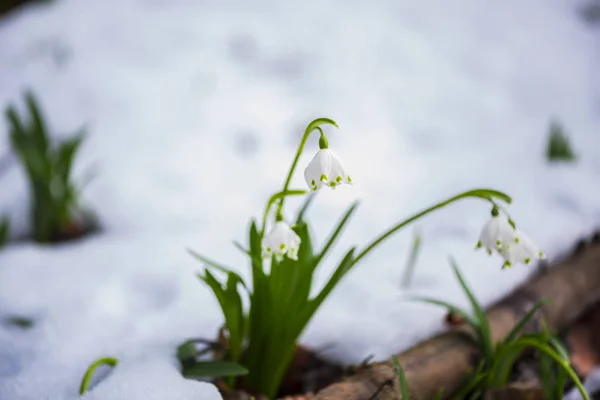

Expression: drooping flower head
xmin=262 ymin=220 xmax=301 ymax=261
xmin=476 ymin=206 xmax=544 ymax=268
xmin=303 ymin=133 xmax=352 ymax=191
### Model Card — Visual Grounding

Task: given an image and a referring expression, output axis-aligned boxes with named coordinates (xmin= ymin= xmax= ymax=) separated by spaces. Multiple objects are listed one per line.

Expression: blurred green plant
xmin=185 ymin=117 xmax=516 ymax=399
xmin=415 ymin=259 xmax=589 ymax=400
xmin=392 ymin=355 xmax=411 ymax=399
xmin=546 ymin=120 xmax=577 ymax=163
xmin=79 ymin=357 xmax=118 ymax=395
xmin=538 ymin=324 xmax=571 ymax=400
xmin=401 ymin=228 xmax=422 ymax=289
xmin=79 ymin=354 xmax=246 ymax=396
xmin=0 ymin=215 xmax=8 ymax=249
xmin=0 ymin=0 xmax=53 ymax=17
xmin=5 ymin=90 xmax=94 ymax=243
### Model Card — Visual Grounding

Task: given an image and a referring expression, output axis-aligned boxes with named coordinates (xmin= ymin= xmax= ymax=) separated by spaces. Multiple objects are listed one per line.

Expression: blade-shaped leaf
xmin=183 ymin=360 xmax=248 ymax=378
xmin=0 ymin=216 xmax=9 ymax=248
xmin=503 ymin=298 xmax=551 ymax=345
xmin=313 ymin=202 xmax=359 ymax=268
xmin=25 ymin=90 xmax=49 ymax=154
xmin=295 ymin=192 xmax=316 ymax=224
xmin=188 ymin=248 xmax=248 ymax=290
xmin=410 ymin=296 xmax=479 ymax=332
xmin=392 ymin=355 xmax=410 ymax=400
xmin=449 ymin=258 xmax=493 ymax=364
xmin=55 ymin=130 xmax=85 ymax=183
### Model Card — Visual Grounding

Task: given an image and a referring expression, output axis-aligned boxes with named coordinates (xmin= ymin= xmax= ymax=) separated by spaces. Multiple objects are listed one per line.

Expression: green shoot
xmin=79 ymin=357 xmax=118 ymax=395
xmin=417 ymin=259 xmax=589 ymax=400
xmin=401 ymin=228 xmax=422 ymax=288
xmin=0 ymin=215 xmax=9 ymax=249
xmin=5 ymin=90 xmax=94 ymax=243
xmin=392 ymin=355 xmax=410 ymax=399
xmin=546 ymin=120 xmax=576 ymax=163
xmin=189 ymin=117 xmax=514 ymax=399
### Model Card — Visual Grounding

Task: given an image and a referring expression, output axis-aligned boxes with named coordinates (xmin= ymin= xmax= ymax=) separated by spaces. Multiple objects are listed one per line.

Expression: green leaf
xmin=392 ymin=355 xmax=410 ymax=400
xmin=188 ymin=248 xmax=248 ymax=290
xmin=295 ymin=192 xmax=316 ymax=224
xmin=183 ymin=360 xmax=249 ymax=378
xmin=4 ymin=316 xmax=34 ymax=329
xmin=309 ymin=247 xmax=356 ymax=312
xmin=503 ymin=298 xmax=551 ymax=345
xmin=449 ymin=258 xmax=493 ymax=365
xmin=313 ymin=202 xmax=359 ymax=268
xmin=24 ymin=90 xmax=49 ymax=154
xmin=177 ymin=340 xmax=199 ymax=363
xmin=410 ymin=296 xmax=479 ymax=332
xmin=0 ymin=216 xmax=9 ymax=248
xmin=55 ymin=130 xmax=85 ymax=183
xmin=450 ymin=362 xmax=487 ymax=400
xmin=401 ymin=228 xmax=422 ymax=288
xmin=507 ymin=338 xmax=590 ymax=400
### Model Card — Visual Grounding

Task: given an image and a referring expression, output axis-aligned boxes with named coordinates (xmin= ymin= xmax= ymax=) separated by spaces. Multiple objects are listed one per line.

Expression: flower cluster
xmin=476 ymin=207 xmax=545 ymax=268
xmin=261 ymin=120 xmax=544 ymax=270
xmin=262 ymin=127 xmax=352 ymax=261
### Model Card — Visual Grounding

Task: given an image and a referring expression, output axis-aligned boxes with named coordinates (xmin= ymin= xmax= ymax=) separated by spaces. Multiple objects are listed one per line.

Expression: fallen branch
xmin=313 ymin=234 xmax=600 ymax=400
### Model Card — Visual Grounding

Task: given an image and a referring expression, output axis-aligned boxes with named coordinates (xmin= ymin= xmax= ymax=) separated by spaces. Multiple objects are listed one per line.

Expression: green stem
xmin=513 ymin=339 xmax=590 ymax=400
xmin=79 ymin=356 xmax=118 ymax=395
xmin=276 ymin=118 xmax=338 ymax=217
xmin=259 ymin=189 xmax=307 ymax=237
xmin=352 ymin=188 xmax=512 ymax=266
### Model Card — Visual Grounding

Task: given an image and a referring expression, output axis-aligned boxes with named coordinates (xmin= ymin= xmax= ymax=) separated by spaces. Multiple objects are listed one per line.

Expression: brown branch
xmin=313 ymin=236 xmax=600 ymax=400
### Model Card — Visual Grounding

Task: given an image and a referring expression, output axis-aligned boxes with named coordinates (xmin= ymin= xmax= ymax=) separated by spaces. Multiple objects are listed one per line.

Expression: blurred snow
xmin=0 ymin=0 xmax=599 ymax=398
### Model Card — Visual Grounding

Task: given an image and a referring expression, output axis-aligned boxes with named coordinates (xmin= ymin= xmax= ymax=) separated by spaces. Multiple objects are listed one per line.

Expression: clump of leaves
xmin=546 ymin=120 xmax=577 ymax=163
xmin=415 ymin=259 xmax=589 ymax=400
xmin=5 ymin=90 xmax=96 ymax=243
xmin=186 ymin=117 xmax=515 ymax=399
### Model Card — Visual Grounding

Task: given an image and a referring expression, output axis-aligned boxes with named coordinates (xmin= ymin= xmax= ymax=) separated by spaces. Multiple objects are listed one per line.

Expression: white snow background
xmin=1 ymin=0 xmax=600 ymax=399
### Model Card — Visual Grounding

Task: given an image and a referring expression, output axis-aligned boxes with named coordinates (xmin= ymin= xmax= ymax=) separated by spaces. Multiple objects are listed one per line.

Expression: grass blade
xmin=449 ymin=258 xmax=493 ymax=364
xmin=410 ymin=296 xmax=479 ymax=332
xmin=183 ymin=360 xmax=248 ymax=378
xmin=503 ymin=298 xmax=551 ymax=345
xmin=392 ymin=355 xmax=410 ymax=399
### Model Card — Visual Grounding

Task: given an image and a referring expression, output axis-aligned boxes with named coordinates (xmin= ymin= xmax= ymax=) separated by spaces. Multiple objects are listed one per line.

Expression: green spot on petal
xmin=514 ymin=237 xmax=520 ymax=243
xmin=320 ymin=174 xmax=328 ymax=182
xmin=280 ymin=243 xmax=286 ymax=250
xmin=524 ymin=258 xmax=531 ymax=264
xmin=347 ymin=176 xmax=352 ymax=183
xmin=329 ymin=182 xmax=336 ymax=187
xmin=336 ymin=176 xmax=342 ymax=182
xmin=475 ymin=240 xmax=482 ymax=249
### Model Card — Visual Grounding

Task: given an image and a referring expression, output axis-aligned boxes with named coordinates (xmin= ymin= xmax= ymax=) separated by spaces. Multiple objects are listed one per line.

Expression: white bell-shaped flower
xmin=476 ymin=213 xmax=518 ymax=255
xmin=262 ymin=221 xmax=301 ymax=261
xmin=304 ymin=149 xmax=352 ymax=191
xmin=498 ymin=229 xmax=545 ymax=268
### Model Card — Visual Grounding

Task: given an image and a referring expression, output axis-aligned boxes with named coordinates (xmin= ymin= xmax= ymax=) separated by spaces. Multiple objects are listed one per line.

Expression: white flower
xmin=262 ymin=221 xmax=301 ymax=261
xmin=476 ymin=214 xmax=518 ymax=255
xmin=498 ymin=230 xmax=545 ymax=268
xmin=476 ymin=213 xmax=545 ymax=268
xmin=304 ymin=149 xmax=352 ymax=191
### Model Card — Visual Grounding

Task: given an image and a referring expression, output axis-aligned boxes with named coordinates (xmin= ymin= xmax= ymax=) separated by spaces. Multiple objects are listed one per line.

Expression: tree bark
xmin=313 ymin=236 xmax=600 ymax=400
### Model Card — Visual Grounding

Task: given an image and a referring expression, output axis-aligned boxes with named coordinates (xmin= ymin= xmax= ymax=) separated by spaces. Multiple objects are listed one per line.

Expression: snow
xmin=0 ymin=0 xmax=599 ymax=399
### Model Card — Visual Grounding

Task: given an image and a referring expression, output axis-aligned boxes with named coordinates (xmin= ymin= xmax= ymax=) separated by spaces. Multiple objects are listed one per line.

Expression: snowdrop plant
xmin=4 ymin=91 xmax=96 ymax=243
xmin=416 ymin=259 xmax=589 ymax=400
xmin=188 ymin=117 xmax=531 ymax=399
